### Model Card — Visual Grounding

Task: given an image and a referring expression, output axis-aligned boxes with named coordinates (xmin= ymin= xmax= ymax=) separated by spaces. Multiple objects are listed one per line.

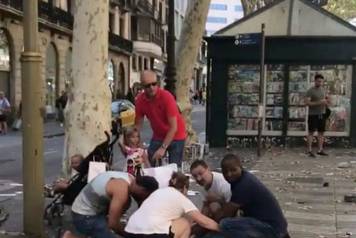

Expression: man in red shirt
xmin=135 ymin=70 xmax=186 ymax=167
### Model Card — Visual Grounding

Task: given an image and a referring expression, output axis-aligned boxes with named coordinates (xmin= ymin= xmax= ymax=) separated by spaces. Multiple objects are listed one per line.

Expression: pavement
xmin=1 ymin=112 xmax=356 ymax=237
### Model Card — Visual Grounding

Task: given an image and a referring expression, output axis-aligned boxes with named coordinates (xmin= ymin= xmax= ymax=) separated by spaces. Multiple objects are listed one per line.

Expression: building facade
xmin=206 ymin=0 xmax=243 ymax=36
xmin=129 ymin=0 xmax=167 ymax=86
xmin=0 ymin=0 xmax=152 ymax=116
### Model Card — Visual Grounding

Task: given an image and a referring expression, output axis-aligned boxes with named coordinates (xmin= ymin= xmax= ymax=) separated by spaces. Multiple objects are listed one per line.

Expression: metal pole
xmin=21 ymin=0 xmax=45 ymax=236
xmin=164 ymin=0 xmax=176 ymax=96
xmin=257 ymin=23 xmax=265 ymax=157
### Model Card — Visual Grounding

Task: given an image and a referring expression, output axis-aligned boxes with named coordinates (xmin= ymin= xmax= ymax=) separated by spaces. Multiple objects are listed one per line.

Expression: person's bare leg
xmin=307 ymin=133 xmax=314 ymax=152
xmin=171 ymin=217 xmax=191 ymax=238
xmin=62 ymin=231 xmax=83 ymax=238
xmin=3 ymin=122 xmax=7 ymax=134
xmin=318 ymin=132 xmax=324 ymax=152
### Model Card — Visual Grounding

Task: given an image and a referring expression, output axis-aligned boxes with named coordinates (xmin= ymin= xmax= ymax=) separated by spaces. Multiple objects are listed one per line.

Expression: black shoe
xmin=307 ymin=151 xmax=316 ymax=158
xmin=317 ymin=151 xmax=328 ymax=156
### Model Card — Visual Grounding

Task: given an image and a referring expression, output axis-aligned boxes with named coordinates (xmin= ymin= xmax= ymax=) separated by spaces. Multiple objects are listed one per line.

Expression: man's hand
xmin=152 ymin=147 xmax=166 ymax=161
xmin=320 ymin=99 xmax=328 ymax=105
xmin=206 ymin=193 xmax=223 ymax=204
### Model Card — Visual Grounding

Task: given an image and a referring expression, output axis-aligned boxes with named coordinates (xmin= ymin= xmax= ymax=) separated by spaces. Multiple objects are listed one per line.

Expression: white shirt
xmin=206 ymin=172 xmax=231 ymax=202
xmin=0 ymin=98 xmax=10 ymax=115
xmin=125 ymin=187 xmax=198 ymax=234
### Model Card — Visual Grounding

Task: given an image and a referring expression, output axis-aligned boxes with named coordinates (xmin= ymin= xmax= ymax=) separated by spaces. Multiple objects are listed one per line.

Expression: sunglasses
xmin=143 ymin=82 xmax=158 ymax=89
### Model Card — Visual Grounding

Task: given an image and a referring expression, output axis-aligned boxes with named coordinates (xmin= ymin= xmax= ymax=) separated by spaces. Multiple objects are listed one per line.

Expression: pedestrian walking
xmin=135 ymin=70 xmax=186 ymax=167
xmin=55 ymin=91 xmax=67 ymax=127
xmin=0 ymin=91 xmax=10 ymax=134
xmin=305 ymin=74 xmax=330 ymax=157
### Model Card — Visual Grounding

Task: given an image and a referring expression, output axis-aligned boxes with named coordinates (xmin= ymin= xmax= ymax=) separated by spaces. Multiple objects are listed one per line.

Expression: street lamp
xmin=164 ymin=0 xmax=176 ymax=97
xmin=21 ymin=0 xmax=45 ymax=236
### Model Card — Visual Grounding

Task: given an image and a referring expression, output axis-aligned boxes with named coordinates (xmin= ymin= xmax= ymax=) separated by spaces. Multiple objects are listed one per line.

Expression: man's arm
xmin=187 ymin=210 xmax=220 ymax=232
xmin=214 ymin=201 xmax=240 ymax=222
xmin=106 ymin=179 xmax=129 ymax=236
xmin=304 ymin=97 xmax=327 ymax=106
xmin=152 ymin=116 xmax=177 ymax=160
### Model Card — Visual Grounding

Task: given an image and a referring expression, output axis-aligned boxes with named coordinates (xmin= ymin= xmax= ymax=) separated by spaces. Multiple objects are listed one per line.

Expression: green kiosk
xmin=206 ymin=0 xmax=356 ymax=147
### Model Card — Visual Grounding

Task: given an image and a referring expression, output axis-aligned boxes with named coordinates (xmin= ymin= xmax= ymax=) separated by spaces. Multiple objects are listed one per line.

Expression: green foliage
xmin=240 ymin=0 xmax=356 ymax=20
xmin=324 ymin=0 xmax=356 ymax=20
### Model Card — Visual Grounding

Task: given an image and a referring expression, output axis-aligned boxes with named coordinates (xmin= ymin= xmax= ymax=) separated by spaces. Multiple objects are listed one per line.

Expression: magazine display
xmin=227 ymin=65 xmax=260 ymax=131
xmin=265 ymin=65 xmax=284 ymax=131
xmin=309 ymin=65 xmax=351 ymax=133
xmin=288 ymin=66 xmax=308 ymax=131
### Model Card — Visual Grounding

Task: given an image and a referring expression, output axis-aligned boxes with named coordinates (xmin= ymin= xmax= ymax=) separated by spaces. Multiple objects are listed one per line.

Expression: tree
xmin=175 ymin=0 xmax=211 ymax=144
xmin=63 ymin=0 xmax=111 ymax=175
xmin=325 ymin=0 xmax=356 ymax=20
xmin=240 ymin=0 xmax=356 ymax=20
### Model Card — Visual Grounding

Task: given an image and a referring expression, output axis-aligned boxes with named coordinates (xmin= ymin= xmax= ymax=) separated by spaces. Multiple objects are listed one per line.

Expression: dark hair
xmin=136 ymin=176 xmax=159 ymax=194
xmin=314 ymin=74 xmax=324 ymax=80
xmin=169 ymin=172 xmax=190 ymax=190
xmin=221 ymin=153 xmax=242 ymax=168
xmin=190 ymin=159 xmax=208 ymax=171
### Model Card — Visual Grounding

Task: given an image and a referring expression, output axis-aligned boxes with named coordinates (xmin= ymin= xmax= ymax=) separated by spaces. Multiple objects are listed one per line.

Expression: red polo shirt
xmin=135 ymin=88 xmax=186 ymax=141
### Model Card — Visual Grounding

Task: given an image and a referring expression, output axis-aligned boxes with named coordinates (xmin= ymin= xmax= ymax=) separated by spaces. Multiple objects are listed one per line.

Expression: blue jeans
xmin=72 ymin=212 xmax=117 ymax=238
xmin=148 ymin=140 xmax=185 ymax=167
xmin=202 ymin=217 xmax=279 ymax=238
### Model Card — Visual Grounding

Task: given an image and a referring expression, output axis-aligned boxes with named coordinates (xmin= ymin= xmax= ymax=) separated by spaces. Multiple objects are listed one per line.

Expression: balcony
xmin=38 ymin=1 xmax=73 ymax=29
xmin=109 ymin=32 xmax=133 ymax=54
xmin=0 ymin=0 xmax=22 ymax=11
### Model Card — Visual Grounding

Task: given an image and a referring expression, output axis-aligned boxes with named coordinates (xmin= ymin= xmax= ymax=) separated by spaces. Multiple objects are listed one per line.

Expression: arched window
xmin=0 ymin=28 xmax=10 ymax=99
xmin=45 ymin=43 xmax=59 ymax=114
xmin=108 ymin=60 xmax=115 ymax=96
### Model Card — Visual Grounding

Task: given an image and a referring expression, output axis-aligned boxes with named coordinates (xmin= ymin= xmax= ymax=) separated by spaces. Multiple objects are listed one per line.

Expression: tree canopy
xmin=240 ymin=0 xmax=356 ymax=21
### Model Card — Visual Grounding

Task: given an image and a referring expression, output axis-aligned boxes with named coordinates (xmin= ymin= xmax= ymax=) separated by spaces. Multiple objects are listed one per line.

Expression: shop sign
xmin=234 ymin=33 xmax=262 ymax=46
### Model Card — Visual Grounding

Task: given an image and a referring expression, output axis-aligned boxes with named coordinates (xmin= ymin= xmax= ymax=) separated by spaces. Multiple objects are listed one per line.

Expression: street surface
xmin=1 ymin=105 xmax=356 ymax=238
xmin=0 ymin=104 xmax=206 ymax=233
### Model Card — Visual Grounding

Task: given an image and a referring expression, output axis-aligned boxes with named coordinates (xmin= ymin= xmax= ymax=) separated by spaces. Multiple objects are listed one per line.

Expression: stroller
xmin=44 ymin=120 xmax=120 ymax=228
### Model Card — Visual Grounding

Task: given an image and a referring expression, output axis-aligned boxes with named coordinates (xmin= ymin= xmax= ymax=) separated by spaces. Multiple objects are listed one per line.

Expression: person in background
xmin=135 ymin=70 xmax=186 ymax=167
xmin=305 ymin=74 xmax=330 ymax=157
xmin=0 ymin=91 xmax=10 ymax=134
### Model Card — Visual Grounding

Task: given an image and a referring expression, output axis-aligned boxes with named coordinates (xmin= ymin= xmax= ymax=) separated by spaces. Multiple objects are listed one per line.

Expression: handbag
xmin=87 ymin=161 xmax=107 ymax=182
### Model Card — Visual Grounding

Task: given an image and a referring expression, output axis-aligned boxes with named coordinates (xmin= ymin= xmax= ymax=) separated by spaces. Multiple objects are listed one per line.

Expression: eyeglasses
xmin=143 ymin=82 xmax=158 ymax=89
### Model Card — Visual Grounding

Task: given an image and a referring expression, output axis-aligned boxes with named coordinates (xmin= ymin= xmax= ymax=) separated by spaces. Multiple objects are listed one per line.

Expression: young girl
xmin=119 ymin=127 xmax=150 ymax=177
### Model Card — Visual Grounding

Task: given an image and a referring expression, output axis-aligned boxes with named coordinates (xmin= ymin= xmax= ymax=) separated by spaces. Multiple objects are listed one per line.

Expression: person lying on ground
xmin=124 ymin=172 xmax=220 ymax=238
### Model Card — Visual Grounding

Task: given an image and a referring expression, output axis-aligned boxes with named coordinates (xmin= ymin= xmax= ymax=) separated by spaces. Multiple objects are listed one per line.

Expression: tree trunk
xmin=63 ymin=0 xmax=111 ymax=176
xmin=175 ymin=0 xmax=211 ymax=145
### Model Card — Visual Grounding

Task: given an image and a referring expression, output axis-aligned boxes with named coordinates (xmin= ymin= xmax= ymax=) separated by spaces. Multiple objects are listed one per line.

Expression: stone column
xmin=114 ymin=6 xmax=120 ymax=35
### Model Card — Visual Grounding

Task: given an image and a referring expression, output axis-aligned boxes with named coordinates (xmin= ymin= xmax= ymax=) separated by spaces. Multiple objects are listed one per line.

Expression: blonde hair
xmin=123 ymin=127 xmax=141 ymax=146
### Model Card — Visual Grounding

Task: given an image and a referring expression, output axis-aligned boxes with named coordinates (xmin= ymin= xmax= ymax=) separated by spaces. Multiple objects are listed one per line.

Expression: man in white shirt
xmin=190 ymin=160 xmax=231 ymax=221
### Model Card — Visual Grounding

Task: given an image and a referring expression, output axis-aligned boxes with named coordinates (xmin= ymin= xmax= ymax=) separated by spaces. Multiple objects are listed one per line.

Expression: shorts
xmin=72 ymin=212 xmax=116 ymax=238
xmin=148 ymin=140 xmax=185 ymax=167
xmin=0 ymin=114 xmax=7 ymax=122
xmin=308 ymin=115 xmax=326 ymax=133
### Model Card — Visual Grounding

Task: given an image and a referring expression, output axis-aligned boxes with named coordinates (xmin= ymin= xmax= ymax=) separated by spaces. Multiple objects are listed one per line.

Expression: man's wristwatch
xmin=161 ymin=143 xmax=168 ymax=150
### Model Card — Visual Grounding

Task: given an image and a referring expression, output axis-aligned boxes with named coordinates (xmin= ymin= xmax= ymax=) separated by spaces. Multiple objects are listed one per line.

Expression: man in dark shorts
xmin=305 ymin=74 xmax=329 ymax=157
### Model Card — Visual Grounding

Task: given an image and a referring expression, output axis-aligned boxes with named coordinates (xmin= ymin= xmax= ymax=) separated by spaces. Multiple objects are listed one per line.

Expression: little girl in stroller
xmin=119 ymin=127 xmax=150 ymax=177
